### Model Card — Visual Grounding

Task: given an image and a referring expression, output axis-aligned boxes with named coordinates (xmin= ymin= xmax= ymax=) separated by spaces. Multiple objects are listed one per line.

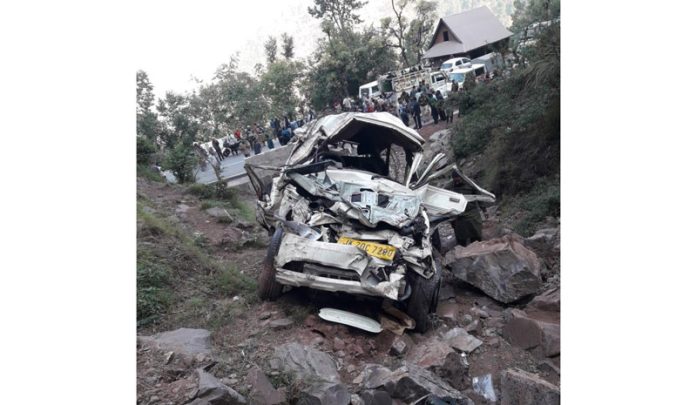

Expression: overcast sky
xmin=135 ymin=0 xmax=513 ymax=99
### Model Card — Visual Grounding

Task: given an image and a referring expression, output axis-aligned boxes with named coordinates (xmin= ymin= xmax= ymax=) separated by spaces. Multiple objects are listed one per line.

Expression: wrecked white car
xmin=244 ymin=112 xmax=495 ymax=331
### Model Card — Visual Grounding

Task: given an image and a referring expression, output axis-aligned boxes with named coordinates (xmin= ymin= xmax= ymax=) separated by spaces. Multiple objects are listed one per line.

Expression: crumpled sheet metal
xmin=274 ymin=269 xmax=404 ymax=300
xmin=286 ymin=112 xmax=425 ymax=167
xmin=276 ymin=233 xmax=369 ymax=275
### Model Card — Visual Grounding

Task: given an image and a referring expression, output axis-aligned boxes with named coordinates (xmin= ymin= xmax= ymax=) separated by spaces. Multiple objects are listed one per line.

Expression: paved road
xmin=164 ymin=138 xmax=283 ymax=184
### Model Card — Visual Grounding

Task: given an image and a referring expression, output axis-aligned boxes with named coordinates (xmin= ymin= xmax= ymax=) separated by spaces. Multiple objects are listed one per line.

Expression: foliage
xmin=281 ymin=33 xmax=295 ymax=59
xmin=136 ymin=70 xmax=160 ymax=141
xmin=137 ymin=164 xmax=164 ymax=182
xmin=307 ymin=0 xmax=367 ymax=33
xmin=510 ymin=0 xmax=561 ymax=33
xmin=380 ymin=0 xmax=438 ymax=67
xmin=264 ymin=36 xmax=278 ymax=65
xmin=304 ymin=26 xmax=398 ymax=108
xmin=136 ymin=136 xmax=156 ymax=165
xmin=450 ymin=0 xmax=560 ymax=232
xmin=164 ymin=142 xmax=197 ymax=183
xmin=261 ymin=59 xmax=304 ymax=119
xmin=137 ymin=249 xmax=172 ymax=323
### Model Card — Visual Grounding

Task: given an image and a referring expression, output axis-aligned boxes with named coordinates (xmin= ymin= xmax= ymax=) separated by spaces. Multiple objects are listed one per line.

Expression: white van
xmin=447 ymin=63 xmax=487 ymax=91
xmin=358 ymin=80 xmax=381 ymax=100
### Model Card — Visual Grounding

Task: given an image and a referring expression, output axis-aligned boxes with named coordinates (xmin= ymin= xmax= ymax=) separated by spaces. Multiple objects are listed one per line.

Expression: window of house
xmin=443 ymin=31 xmax=449 ymax=41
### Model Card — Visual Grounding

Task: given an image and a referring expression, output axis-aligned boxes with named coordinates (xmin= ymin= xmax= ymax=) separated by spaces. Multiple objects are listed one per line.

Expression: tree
xmin=264 ymin=36 xmax=278 ymax=65
xmin=510 ymin=0 xmax=561 ymax=33
xmin=304 ymin=26 xmax=397 ymax=109
xmin=380 ymin=0 xmax=437 ymax=67
xmin=261 ymin=59 xmax=303 ymax=119
xmin=281 ymin=33 xmax=294 ymax=59
xmin=307 ymin=0 xmax=367 ymax=34
xmin=136 ymin=70 xmax=159 ymax=141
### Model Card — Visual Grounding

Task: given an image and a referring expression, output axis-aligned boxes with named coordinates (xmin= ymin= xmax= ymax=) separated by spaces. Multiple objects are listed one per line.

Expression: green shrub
xmin=164 ymin=142 xmax=197 ymax=183
xmin=137 ymin=136 xmax=156 ymax=165
xmin=137 ymin=251 xmax=172 ymax=322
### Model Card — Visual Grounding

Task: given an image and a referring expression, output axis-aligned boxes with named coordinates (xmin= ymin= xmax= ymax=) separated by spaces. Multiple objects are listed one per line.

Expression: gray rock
xmin=245 ymin=367 xmax=285 ymax=405
xmin=139 ymin=328 xmax=212 ymax=357
xmin=500 ymin=368 xmax=560 ymax=405
xmin=360 ymin=363 xmax=465 ymax=403
xmin=268 ymin=318 xmax=294 ymax=330
xmin=445 ymin=234 xmax=542 ymax=303
xmin=442 ymin=328 xmax=483 ymax=354
xmin=272 ymin=343 xmax=340 ymax=383
xmin=298 ymin=382 xmax=351 ymax=405
xmin=527 ymin=287 xmax=560 ymax=312
xmin=405 ymin=340 xmax=469 ymax=390
xmin=358 ymin=390 xmax=393 ymax=405
xmin=502 ymin=310 xmax=560 ymax=358
xmin=194 ymin=368 xmax=247 ymax=405
xmin=206 ymin=206 xmax=232 ymax=219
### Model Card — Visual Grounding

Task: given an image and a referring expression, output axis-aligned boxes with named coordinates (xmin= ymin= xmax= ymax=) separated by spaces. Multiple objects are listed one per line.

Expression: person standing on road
xmin=239 ymin=137 xmax=251 ymax=158
xmin=212 ymin=138 xmax=225 ymax=161
xmin=410 ymin=97 xmax=422 ymax=130
xmin=399 ymin=101 xmax=410 ymax=127
xmin=451 ymin=79 xmax=459 ymax=93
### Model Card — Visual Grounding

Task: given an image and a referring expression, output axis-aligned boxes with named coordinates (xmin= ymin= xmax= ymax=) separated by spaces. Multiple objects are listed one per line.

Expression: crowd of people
xmin=190 ymin=111 xmax=316 ymax=172
xmin=332 ymin=72 xmax=496 ymax=132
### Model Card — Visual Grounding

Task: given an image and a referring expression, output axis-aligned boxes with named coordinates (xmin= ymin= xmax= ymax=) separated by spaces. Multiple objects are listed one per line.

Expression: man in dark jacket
xmin=410 ymin=98 xmax=422 ymax=130
xmin=211 ymin=138 xmax=225 ymax=161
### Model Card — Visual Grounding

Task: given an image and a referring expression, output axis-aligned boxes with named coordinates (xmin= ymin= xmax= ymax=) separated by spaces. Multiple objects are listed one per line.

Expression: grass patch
xmin=137 ymin=164 xmax=164 ymax=182
xmin=189 ymin=183 xmax=255 ymax=222
xmin=137 ymin=201 xmax=256 ymax=326
xmin=503 ymin=176 xmax=560 ymax=236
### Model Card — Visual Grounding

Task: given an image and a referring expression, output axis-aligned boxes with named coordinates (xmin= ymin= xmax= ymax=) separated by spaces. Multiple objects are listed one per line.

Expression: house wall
xmin=432 ymin=24 xmax=452 ymax=45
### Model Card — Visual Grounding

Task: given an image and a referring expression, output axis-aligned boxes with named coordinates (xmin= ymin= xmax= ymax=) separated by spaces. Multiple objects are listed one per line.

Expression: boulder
xmin=442 ymin=328 xmax=483 ymax=354
xmin=500 ymin=368 xmax=560 ymax=405
xmin=436 ymin=301 xmax=459 ymax=320
xmin=527 ymin=287 xmax=560 ymax=312
xmin=298 ymin=382 xmax=351 ymax=405
xmin=360 ymin=363 xmax=466 ymax=403
xmin=358 ymin=390 xmax=393 ymax=405
xmin=271 ymin=343 xmax=340 ymax=383
xmin=138 ymin=328 xmax=212 ymax=357
xmin=193 ymin=368 xmax=247 ymax=405
xmin=502 ymin=310 xmax=560 ymax=358
xmin=246 ymin=367 xmax=286 ymax=405
xmin=405 ymin=340 xmax=469 ymax=390
xmin=523 ymin=227 xmax=560 ymax=267
xmin=445 ymin=234 xmax=542 ymax=303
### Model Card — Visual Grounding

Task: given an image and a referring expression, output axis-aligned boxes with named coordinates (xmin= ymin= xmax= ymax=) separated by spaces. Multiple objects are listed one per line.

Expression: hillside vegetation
xmin=452 ymin=19 xmax=560 ymax=235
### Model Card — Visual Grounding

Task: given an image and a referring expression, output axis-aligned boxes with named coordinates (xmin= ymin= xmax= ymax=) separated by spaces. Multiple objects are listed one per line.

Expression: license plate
xmin=337 ymin=237 xmax=396 ymax=261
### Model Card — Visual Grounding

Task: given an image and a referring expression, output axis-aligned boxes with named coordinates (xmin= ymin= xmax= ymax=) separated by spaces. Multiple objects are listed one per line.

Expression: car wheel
xmin=406 ymin=261 xmax=442 ymax=333
xmin=258 ymin=227 xmax=284 ymax=300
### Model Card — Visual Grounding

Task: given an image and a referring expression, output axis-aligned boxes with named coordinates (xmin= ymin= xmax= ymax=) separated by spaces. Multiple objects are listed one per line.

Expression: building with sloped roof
xmin=423 ymin=6 xmax=512 ymax=65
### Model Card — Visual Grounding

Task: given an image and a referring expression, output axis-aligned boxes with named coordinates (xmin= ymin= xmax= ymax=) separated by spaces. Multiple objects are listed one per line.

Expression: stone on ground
xmin=192 ymin=368 xmax=246 ymax=405
xmin=138 ymin=328 xmax=212 ymax=357
xmin=442 ymin=327 xmax=483 ymax=354
xmin=359 ymin=362 xmax=467 ymax=403
xmin=445 ymin=234 xmax=542 ymax=303
xmin=245 ymin=367 xmax=285 ymax=405
xmin=500 ymin=368 xmax=560 ymax=405
xmin=271 ymin=342 xmax=340 ymax=383
xmin=527 ymin=286 xmax=560 ymax=312
xmin=297 ymin=382 xmax=350 ymax=405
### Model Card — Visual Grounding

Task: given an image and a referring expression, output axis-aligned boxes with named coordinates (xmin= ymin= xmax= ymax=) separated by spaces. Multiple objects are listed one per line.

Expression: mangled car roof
xmin=287 ymin=112 xmax=426 ymax=166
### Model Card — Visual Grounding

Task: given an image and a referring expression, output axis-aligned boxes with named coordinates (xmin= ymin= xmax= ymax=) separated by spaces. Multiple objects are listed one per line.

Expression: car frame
xmin=440 ymin=57 xmax=472 ymax=74
xmin=244 ymin=112 xmax=495 ymax=331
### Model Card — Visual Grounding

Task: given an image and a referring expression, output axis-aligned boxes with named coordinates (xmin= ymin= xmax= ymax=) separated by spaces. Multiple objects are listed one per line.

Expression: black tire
xmin=258 ymin=227 xmax=284 ymax=300
xmin=406 ymin=261 xmax=442 ymax=333
xmin=453 ymin=207 xmax=482 ymax=247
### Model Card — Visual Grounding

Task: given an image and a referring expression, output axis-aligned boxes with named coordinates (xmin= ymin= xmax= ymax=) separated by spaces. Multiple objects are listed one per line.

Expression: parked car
xmin=244 ymin=112 xmax=495 ymax=331
xmin=447 ymin=63 xmax=487 ymax=91
xmin=439 ymin=57 xmax=472 ymax=73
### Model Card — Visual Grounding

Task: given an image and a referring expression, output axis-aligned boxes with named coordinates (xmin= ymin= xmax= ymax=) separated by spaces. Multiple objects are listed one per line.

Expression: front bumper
xmin=274 ymin=268 xmax=405 ymax=300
